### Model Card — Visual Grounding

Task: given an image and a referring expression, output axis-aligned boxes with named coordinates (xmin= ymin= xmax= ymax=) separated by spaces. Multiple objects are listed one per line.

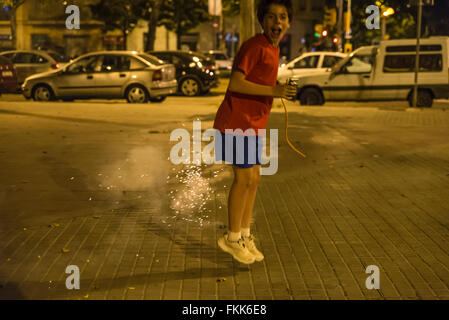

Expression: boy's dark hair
xmin=257 ymin=0 xmax=292 ymax=25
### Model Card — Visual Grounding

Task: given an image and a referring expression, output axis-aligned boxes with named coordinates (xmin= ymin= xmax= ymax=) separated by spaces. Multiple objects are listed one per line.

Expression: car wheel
xmin=32 ymin=84 xmax=55 ymax=102
xmin=149 ymin=96 xmax=167 ymax=103
xmin=299 ymin=87 xmax=324 ymax=106
xmin=126 ymin=84 xmax=149 ymax=103
xmin=180 ymin=77 xmax=200 ymax=96
xmin=408 ymin=90 xmax=433 ymax=108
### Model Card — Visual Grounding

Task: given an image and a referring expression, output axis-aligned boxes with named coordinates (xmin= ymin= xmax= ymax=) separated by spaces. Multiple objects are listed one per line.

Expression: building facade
xmin=0 ymin=0 xmax=326 ymax=61
xmin=0 ymin=0 xmax=104 ymax=58
xmin=184 ymin=0 xmax=326 ymax=60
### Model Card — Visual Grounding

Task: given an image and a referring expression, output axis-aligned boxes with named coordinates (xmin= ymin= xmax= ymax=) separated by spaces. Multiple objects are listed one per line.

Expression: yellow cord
xmin=281 ymin=97 xmax=307 ymax=158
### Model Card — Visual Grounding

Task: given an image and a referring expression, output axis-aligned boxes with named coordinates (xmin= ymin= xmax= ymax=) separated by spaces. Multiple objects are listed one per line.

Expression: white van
xmin=293 ymin=37 xmax=449 ymax=107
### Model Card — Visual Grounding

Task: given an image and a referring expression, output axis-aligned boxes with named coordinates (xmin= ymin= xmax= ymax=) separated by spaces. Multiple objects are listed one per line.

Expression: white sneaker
xmin=243 ymin=235 xmax=264 ymax=262
xmin=218 ymin=234 xmax=255 ymax=264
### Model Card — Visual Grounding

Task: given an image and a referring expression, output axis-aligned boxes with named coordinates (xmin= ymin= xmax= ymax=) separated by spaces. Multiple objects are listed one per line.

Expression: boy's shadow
xmin=148 ymin=219 xmax=248 ymax=274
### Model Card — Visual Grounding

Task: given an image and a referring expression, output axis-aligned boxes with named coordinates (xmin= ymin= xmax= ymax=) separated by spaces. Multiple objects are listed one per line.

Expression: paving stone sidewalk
xmin=1 ymin=101 xmax=448 ymax=300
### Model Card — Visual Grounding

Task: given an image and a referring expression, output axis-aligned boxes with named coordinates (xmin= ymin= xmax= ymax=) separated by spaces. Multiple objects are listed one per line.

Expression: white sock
xmin=241 ymin=228 xmax=250 ymax=238
xmin=227 ymin=231 xmax=241 ymax=242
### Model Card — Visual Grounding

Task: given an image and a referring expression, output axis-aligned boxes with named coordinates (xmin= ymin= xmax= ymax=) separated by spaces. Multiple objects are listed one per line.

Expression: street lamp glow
xmin=382 ymin=7 xmax=395 ymax=17
xmin=381 ymin=6 xmax=395 ymax=40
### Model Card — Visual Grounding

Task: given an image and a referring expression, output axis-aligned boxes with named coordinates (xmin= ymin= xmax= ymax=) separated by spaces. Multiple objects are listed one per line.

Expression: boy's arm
xmin=228 ymin=71 xmax=296 ymax=99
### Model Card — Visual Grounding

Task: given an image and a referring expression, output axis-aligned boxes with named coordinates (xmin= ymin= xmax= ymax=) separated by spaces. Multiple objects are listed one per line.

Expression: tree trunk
xmin=9 ymin=0 xmax=26 ymax=49
xmin=175 ymin=2 xmax=182 ymax=50
xmin=176 ymin=27 xmax=182 ymax=50
xmin=10 ymin=8 xmax=17 ymax=49
xmin=122 ymin=29 xmax=128 ymax=50
xmin=239 ymin=0 xmax=255 ymax=47
xmin=145 ymin=0 xmax=162 ymax=52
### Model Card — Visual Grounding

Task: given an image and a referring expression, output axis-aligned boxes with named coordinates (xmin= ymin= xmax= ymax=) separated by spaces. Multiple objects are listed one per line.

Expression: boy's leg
xmin=227 ymin=165 xmax=253 ymax=233
xmin=240 ymin=165 xmax=264 ymax=262
xmin=218 ymin=165 xmax=256 ymax=264
xmin=241 ymin=165 xmax=261 ymax=229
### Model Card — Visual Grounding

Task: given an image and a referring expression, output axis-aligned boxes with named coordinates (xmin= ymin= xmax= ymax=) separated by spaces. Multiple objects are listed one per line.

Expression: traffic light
xmin=323 ymin=7 xmax=337 ymax=27
xmin=322 ymin=30 xmax=328 ymax=37
xmin=314 ymin=24 xmax=323 ymax=38
xmin=332 ymin=35 xmax=339 ymax=44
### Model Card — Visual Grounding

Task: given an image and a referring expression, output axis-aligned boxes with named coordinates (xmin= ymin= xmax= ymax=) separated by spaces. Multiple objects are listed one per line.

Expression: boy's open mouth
xmin=271 ymin=27 xmax=282 ymax=38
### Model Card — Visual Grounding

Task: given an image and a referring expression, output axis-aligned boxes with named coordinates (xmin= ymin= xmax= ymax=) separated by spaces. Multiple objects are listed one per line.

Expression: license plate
xmin=2 ymin=71 xmax=13 ymax=77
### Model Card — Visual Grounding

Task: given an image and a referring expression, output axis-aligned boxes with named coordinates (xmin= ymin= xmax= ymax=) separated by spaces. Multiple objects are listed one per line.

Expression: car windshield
xmin=190 ymin=52 xmax=214 ymax=66
xmin=47 ymin=52 xmax=69 ymax=62
xmin=206 ymin=52 xmax=227 ymax=60
xmin=213 ymin=53 xmax=228 ymax=60
xmin=188 ymin=52 xmax=209 ymax=60
xmin=138 ymin=53 xmax=165 ymax=66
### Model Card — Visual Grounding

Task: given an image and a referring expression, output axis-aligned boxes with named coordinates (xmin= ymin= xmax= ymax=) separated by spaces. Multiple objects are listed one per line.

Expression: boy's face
xmin=262 ymin=4 xmax=290 ymax=48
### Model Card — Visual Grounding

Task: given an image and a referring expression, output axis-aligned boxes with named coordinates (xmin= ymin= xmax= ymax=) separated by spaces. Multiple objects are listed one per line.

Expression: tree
xmin=135 ymin=0 xmax=163 ymax=52
xmin=239 ymin=0 xmax=256 ymax=46
xmin=158 ymin=0 xmax=210 ymax=50
xmin=421 ymin=0 xmax=449 ymax=37
xmin=146 ymin=0 xmax=163 ymax=51
xmin=348 ymin=0 xmax=416 ymax=48
xmin=222 ymin=0 xmax=240 ymax=16
xmin=91 ymin=0 xmax=139 ymax=50
xmin=0 ymin=0 xmax=26 ymax=49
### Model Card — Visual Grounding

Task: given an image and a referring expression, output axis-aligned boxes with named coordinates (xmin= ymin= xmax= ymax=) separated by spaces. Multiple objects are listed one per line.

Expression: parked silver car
xmin=204 ymin=50 xmax=232 ymax=71
xmin=0 ymin=50 xmax=61 ymax=84
xmin=22 ymin=51 xmax=177 ymax=103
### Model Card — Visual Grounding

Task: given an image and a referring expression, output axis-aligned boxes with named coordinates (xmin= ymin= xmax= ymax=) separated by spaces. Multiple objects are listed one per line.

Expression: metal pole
xmin=345 ymin=0 xmax=352 ymax=47
xmin=381 ymin=16 xmax=386 ymax=40
xmin=412 ymin=0 xmax=422 ymax=107
xmin=337 ymin=0 xmax=343 ymax=52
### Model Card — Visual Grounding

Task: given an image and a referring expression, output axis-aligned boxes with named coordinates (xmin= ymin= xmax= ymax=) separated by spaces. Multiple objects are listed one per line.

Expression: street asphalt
xmin=0 ymin=89 xmax=448 ymax=300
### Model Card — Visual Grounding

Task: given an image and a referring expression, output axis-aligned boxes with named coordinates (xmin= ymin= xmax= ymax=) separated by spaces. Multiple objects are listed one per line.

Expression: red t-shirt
xmin=213 ymin=33 xmax=280 ymax=136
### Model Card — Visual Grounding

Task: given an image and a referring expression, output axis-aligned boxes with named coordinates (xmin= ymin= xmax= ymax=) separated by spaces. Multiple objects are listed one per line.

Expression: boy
xmin=214 ymin=0 xmax=296 ymax=264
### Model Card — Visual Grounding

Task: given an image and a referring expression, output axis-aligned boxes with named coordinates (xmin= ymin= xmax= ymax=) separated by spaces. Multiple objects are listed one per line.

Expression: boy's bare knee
xmin=233 ymin=166 xmax=252 ymax=186
xmin=245 ymin=166 xmax=261 ymax=189
xmin=251 ymin=166 xmax=261 ymax=186
xmin=233 ymin=166 xmax=261 ymax=189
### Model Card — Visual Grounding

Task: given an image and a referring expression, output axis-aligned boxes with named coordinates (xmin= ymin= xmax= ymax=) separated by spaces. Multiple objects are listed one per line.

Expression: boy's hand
xmin=229 ymin=71 xmax=297 ymax=98
xmin=274 ymin=82 xmax=297 ymax=99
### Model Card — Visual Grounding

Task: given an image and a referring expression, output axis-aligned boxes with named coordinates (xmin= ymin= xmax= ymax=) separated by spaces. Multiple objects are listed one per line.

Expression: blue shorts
xmin=214 ymin=131 xmax=263 ymax=168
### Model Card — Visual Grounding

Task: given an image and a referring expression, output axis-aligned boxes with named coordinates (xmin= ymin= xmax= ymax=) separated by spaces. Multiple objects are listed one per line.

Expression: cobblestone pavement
xmin=0 ymin=95 xmax=448 ymax=300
